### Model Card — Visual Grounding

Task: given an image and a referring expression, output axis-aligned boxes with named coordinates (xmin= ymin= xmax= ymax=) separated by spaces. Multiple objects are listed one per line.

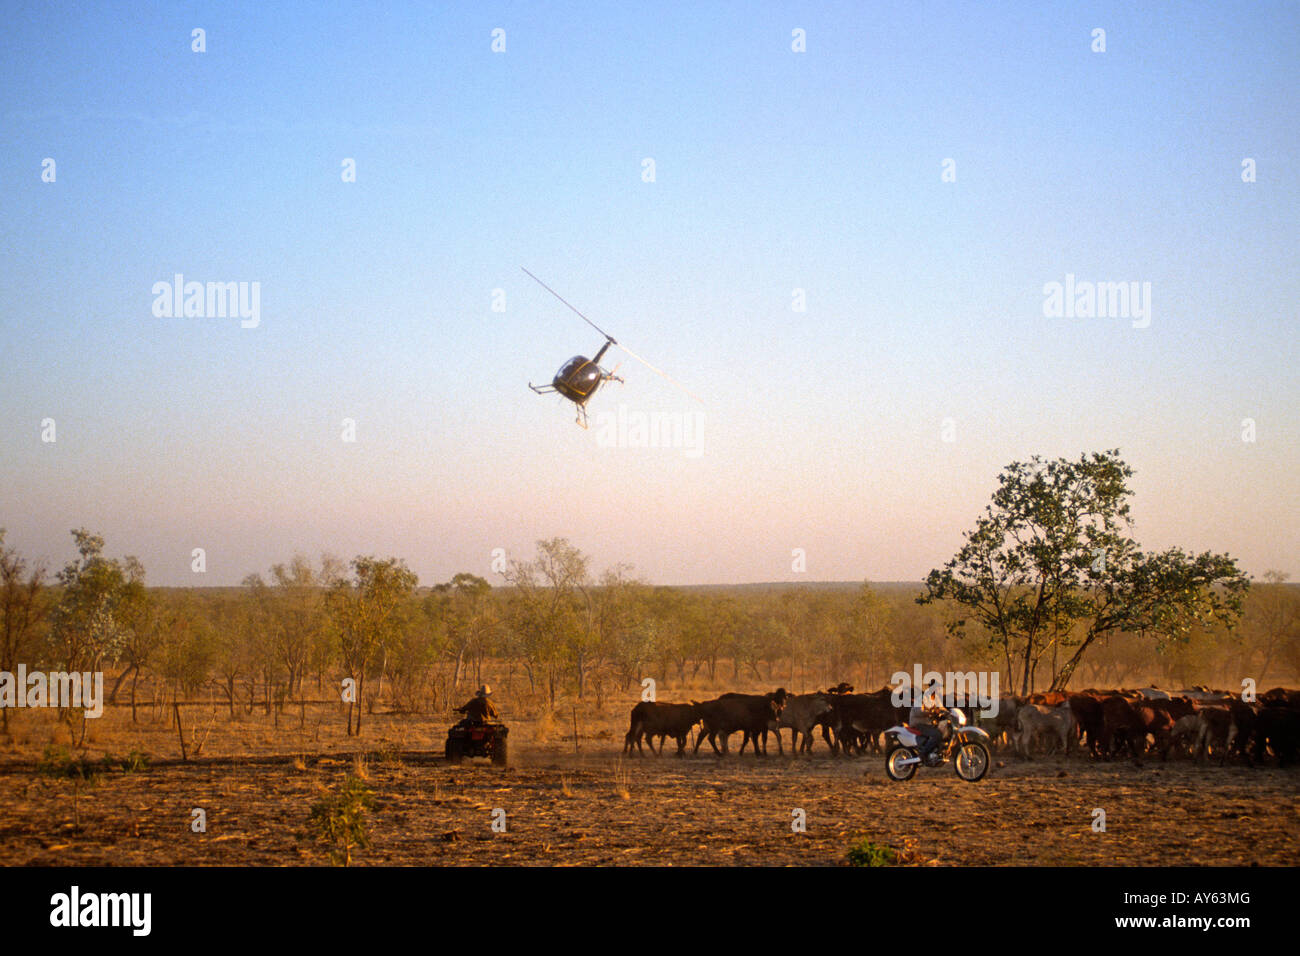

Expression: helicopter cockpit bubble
xmin=553 ymin=356 xmax=602 ymax=404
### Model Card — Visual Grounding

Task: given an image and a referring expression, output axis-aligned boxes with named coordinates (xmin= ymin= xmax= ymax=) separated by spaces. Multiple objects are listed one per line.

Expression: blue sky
xmin=1 ymin=1 xmax=1297 ymax=586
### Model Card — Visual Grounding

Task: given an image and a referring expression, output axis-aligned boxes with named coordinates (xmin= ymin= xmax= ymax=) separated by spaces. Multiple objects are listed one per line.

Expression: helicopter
xmin=523 ymin=267 xmax=701 ymax=428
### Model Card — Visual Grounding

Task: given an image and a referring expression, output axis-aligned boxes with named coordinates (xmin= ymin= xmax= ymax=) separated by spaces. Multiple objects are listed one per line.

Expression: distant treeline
xmin=2 ymin=529 xmax=1296 ymax=738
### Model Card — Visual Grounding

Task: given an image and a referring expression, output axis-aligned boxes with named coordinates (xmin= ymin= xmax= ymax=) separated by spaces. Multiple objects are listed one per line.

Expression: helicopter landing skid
xmin=530 ymin=381 xmax=593 ymax=428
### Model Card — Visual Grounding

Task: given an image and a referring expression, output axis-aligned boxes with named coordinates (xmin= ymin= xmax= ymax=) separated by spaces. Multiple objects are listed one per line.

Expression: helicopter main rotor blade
xmin=520 ymin=267 xmax=617 ymax=343
xmin=616 ymin=341 xmax=705 ymax=405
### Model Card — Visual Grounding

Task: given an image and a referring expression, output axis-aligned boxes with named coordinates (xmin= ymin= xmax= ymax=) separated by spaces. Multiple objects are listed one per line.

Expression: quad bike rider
xmin=445 ymin=685 xmax=509 ymax=765
xmin=455 ymin=685 xmax=499 ymax=726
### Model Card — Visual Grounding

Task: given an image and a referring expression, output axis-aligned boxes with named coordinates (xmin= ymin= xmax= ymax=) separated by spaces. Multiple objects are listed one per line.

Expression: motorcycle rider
xmin=909 ymin=686 xmax=950 ymax=765
xmin=455 ymin=685 xmax=498 ymax=726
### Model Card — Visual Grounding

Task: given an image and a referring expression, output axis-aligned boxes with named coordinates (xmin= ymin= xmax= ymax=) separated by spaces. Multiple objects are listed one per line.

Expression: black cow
xmin=822 ymin=689 xmax=905 ymax=756
xmin=1067 ymin=693 xmax=1105 ymax=757
xmin=624 ymin=701 xmax=701 ymax=756
xmin=694 ymin=689 xmax=788 ymax=756
xmin=1253 ymin=701 xmax=1300 ymax=766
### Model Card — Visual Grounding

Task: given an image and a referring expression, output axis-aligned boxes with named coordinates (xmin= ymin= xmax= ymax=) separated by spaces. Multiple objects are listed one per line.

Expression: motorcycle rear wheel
xmin=885 ymin=743 xmax=918 ymax=781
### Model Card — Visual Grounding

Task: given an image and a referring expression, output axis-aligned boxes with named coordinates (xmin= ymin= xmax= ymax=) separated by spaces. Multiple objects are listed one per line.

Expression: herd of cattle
xmin=622 ymin=683 xmax=1300 ymax=767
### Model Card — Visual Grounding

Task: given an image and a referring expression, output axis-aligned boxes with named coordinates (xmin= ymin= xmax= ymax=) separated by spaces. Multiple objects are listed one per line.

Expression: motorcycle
xmin=883 ymin=706 xmax=991 ymax=782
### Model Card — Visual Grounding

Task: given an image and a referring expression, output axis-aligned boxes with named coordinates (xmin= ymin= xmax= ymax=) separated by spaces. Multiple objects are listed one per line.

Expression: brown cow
xmin=1134 ymin=701 xmax=1174 ymax=759
xmin=1026 ymin=691 xmax=1069 ymax=707
xmin=1101 ymin=695 xmax=1147 ymax=762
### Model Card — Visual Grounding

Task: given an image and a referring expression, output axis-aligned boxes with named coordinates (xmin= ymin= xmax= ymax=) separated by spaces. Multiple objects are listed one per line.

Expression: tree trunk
xmin=109 ymin=664 xmax=134 ymax=705
xmin=1052 ymin=632 xmax=1100 ymax=691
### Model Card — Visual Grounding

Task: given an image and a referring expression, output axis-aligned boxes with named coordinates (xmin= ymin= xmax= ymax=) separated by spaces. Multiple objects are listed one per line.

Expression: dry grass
xmin=0 ymin=745 xmax=1294 ymax=866
xmin=611 ymin=759 xmax=631 ymax=800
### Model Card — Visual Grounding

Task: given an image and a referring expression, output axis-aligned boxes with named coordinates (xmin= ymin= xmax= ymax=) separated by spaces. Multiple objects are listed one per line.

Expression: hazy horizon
xmin=3 ymin=2 xmax=1297 ymax=587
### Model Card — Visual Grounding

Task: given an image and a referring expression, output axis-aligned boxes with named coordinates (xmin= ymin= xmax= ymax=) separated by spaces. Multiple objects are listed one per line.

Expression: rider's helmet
xmin=477 ymin=685 xmax=491 ymax=698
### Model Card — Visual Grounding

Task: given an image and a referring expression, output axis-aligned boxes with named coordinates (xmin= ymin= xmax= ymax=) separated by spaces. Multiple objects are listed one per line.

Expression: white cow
xmin=1015 ymin=702 xmax=1076 ymax=758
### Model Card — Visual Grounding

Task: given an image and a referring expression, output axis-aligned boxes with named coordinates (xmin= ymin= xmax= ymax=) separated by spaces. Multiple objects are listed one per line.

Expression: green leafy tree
xmin=108 ymin=557 xmax=159 ymax=721
xmin=429 ymin=573 xmax=498 ymax=690
xmin=504 ymin=539 xmax=594 ymax=703
xmin=847 ymin=584 xmax=894 ymax=689
xmin=590 ymin=565 xmax=649 ymax=700
xmin=327 ymin=556 xmax=418 ymax=735
xmin=47 ymin=530 xmax=131 ymax=676
xmin=920 ymin=451 xmax=1248 ymax=693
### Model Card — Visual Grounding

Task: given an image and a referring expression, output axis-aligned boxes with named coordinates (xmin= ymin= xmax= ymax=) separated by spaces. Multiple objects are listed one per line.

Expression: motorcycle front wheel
xmin=884 ymin=743 xmax=918 ymax=781
xmin=953 ymin=741 xmax=990 ymax=782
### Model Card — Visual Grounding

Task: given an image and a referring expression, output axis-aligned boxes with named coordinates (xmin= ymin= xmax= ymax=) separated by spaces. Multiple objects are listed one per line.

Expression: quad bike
xmin=883 ymin=706 xmax=991 ymax=782
xmin=445 ymin=721 xmax=509 ymax=766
